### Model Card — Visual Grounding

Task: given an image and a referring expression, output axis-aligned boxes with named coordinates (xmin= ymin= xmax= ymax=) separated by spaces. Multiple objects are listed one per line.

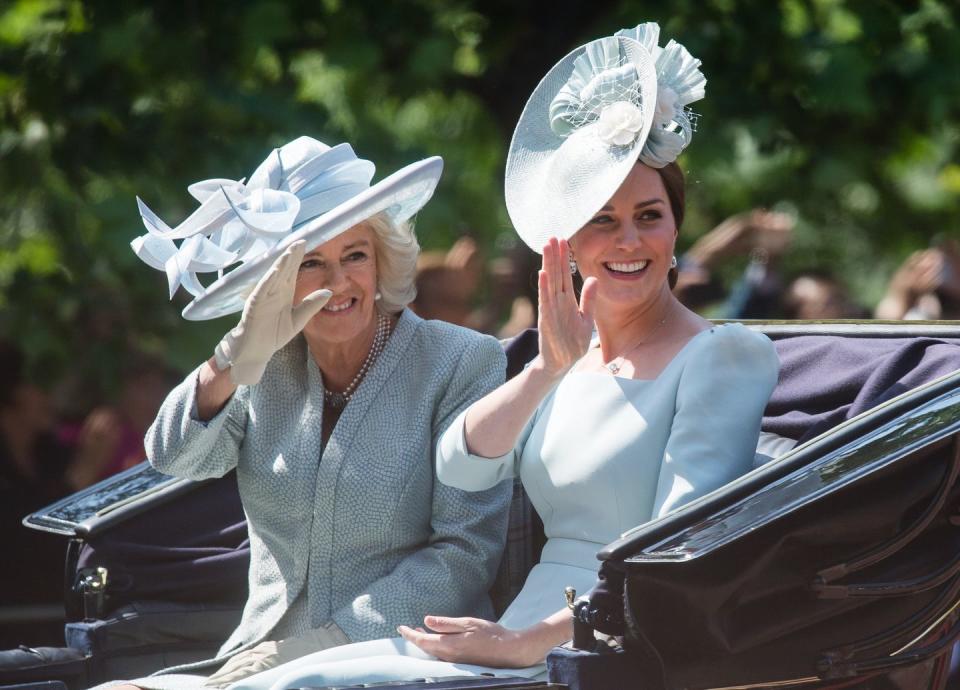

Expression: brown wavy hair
xmin=654 ymin=161 xmax=685 ymax=290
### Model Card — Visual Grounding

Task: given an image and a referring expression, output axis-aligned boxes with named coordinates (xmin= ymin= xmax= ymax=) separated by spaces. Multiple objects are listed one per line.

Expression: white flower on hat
xmin=596 ymin=101 xmax=646 ymax=147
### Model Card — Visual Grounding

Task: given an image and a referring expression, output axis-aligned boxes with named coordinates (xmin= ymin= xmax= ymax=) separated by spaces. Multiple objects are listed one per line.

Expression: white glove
xmin=213 ymin=240 xmax=331 ymax=385
xmin=203 ymin=623 xmax=350 ymax=688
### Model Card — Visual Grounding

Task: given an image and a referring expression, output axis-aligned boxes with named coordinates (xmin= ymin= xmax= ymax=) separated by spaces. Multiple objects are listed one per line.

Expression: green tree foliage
xmin=1 ymin=0 xmax=958 ymax=405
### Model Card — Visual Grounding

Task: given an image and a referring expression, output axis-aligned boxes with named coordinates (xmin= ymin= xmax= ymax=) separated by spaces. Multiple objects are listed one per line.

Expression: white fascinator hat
xmin=505 ymin=22 xmax=706 ymax=252
xmin=131 ymin=136 xmax=443 ymax=320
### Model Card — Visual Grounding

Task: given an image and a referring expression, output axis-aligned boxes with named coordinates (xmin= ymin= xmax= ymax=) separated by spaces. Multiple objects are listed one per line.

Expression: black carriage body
xmin=4 ymin=322 xmax=960 ymax=690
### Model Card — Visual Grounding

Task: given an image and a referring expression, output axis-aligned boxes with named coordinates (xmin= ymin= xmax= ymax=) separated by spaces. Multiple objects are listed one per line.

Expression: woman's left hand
xmin=397 ymin=616 xmax=539 ymax=668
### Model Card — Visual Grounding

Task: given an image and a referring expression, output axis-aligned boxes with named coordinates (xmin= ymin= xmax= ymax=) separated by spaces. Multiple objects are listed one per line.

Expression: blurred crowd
xmin=410 ymin=209 xmax=960 ymax=331
xmin=0 ymin=344 xmax=178 ymax=625
xmin=1 ymin=208 xmax=959 ymax=614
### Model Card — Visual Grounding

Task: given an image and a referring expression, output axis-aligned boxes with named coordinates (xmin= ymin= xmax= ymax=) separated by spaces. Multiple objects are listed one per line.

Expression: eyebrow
xmin=599 ymin=199 xmax=664 ymax=211
xmin=304 ymin=239 xmax=371 ymax=258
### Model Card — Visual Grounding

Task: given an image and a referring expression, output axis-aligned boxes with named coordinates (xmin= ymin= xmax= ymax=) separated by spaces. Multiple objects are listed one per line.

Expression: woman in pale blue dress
xmin=225 ymin=21 xmax=779 ymax=689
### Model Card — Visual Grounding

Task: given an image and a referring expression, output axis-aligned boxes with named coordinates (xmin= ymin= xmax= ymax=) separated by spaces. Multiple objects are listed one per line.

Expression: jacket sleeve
xmin=331 ymin=336 xmax=513 ymax=640
xmin=652 ymin=325 xmax=779 ymax=519
xmin=145 ymin=365 xmax=250 ymax=481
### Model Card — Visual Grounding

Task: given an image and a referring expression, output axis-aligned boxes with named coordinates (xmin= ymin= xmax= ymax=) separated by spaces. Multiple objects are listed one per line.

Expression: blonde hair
xmin=365 ymin=211 xmax=419 ymax=314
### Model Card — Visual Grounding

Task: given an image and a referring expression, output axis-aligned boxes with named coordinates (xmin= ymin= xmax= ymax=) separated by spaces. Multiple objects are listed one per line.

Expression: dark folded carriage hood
xmin=595 ymin=333 xmax=960 ymax=690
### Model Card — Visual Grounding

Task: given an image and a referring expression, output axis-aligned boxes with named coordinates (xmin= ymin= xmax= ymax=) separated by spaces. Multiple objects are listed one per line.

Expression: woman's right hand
xmin=537 ymin=237 xmax=597 ymax=377
xmin=214 ymin=241 xmax=332 ymax=385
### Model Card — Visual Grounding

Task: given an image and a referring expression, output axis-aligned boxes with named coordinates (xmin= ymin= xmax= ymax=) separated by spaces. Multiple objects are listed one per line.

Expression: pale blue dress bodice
xmin=439 ymin=323 xmax=780 ymax=633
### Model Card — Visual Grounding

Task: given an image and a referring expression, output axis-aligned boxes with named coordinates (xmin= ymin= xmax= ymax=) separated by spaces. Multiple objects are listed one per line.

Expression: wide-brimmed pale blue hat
xmin=504 ymin=23 xmax=706 ymax=252
xmin=131 ymin=136 xmax=443 ymax=320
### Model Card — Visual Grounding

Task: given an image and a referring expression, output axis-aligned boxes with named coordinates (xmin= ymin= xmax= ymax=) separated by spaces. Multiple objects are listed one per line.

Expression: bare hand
xmin=397 ymin=616 xmax=538 ymax=668
xmin=77 ymin=407 xmax=123 ymax=459
xmin=537 ymin=237 xmax=597 ymax=377
xmin=687 ymin=208 xmax=794 ymax=266
xmin=66 ymin=407 xmax=123 ymax=489
xmin=748 ymin=210 xmax=794 ymax=257
xmin=889 ymin=250 xmax=943 ymax=298
xmin=444 ymin=236 xmax=484 ymax=301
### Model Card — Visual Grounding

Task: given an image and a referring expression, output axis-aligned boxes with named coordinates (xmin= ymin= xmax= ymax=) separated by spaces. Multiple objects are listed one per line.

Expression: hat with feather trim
xmin=504 ymin=22 xmax=705 ymax=252
xmin=131 ymin=136 xmax=442 ymax=320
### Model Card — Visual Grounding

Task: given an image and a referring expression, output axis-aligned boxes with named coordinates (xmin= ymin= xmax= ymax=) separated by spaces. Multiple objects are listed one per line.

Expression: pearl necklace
xmin=323 ymin=313 xmax=390 ymax=409
xmin=600 ymin=314 xmax=669 ymax=375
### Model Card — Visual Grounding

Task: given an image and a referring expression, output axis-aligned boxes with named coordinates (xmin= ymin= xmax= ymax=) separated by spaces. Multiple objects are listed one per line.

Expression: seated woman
xmin=105 ymin=137 xmax=512 ymax=689
xmin=223 ymin=22 xmax=780 ymax=689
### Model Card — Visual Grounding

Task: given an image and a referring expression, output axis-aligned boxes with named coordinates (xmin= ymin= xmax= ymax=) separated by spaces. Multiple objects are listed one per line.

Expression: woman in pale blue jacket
xmin=106 ymin=136 xmax=511 ymax=690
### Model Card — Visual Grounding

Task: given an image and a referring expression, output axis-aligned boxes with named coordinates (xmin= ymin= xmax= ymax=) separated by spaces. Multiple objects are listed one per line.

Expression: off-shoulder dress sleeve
xmin=652 ymin=325 xmax=779 ymax=518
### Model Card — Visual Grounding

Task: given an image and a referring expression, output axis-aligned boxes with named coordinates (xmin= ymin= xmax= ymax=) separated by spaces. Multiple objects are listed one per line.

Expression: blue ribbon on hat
xmin=131 ymin=138 xmax=375 ymax=300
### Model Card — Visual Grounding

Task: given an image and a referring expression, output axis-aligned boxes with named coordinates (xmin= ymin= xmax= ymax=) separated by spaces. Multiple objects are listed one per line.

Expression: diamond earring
xmin=374 ymin=291 xmax=382 ymax=301
xmin=670 ymin=255 xmax=678 ymax=269
xmin=568 ymin=254 xmax=578 ymax=275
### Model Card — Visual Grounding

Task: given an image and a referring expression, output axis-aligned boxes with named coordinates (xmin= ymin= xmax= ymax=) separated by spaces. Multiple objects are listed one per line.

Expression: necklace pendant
xmin=606 ymin=361 xmax=621 ymax=375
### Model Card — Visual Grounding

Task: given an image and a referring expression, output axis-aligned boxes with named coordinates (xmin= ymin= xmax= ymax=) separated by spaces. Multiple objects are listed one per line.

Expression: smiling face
xmin=569 ymin=163 xmax=678 ymax=316
xmin=294 ymin=223 xmax=379 ymax=349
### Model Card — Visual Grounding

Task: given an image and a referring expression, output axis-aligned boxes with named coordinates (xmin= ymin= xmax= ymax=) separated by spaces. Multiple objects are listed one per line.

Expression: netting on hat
xmin=551 ymin=52 xmax=646 ymax=136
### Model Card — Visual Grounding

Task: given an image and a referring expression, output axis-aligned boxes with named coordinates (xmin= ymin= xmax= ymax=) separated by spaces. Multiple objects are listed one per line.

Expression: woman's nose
xmin=615 ymin=223 xmax=644 ymax=249
xmin=323 ymin=264 xmax=350 ymax=292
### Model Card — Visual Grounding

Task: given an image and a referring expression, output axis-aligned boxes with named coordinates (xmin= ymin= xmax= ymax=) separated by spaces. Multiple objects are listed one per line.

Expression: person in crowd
xmin=875 ymin=239 xmax=960 ymax=320
xmin=673 ymin=207 xmax=794 ymax=317
xmin=673 ymin=209 xmax=868 ymax=320
xmin=411 ymin=235 xmax=539 ymax=337
xmin=59 ymin=354 xmax=177 ymax=489
xmin=0 ymin=341 xmax=69 ymax=505
xmin=103 ymin=136 xmax=511 ymax=690
xmin=410 ymin=236 xmax=484 ymax=327
xmin=0 ymin=340 xmax=75 ymax=610
xmin=480 ymin=241 xmax=540 ymax=339
xmin=781 ymin=271 xmax=867 ymax=320
xmin=219 ymin=22 xmax=779 ymax=688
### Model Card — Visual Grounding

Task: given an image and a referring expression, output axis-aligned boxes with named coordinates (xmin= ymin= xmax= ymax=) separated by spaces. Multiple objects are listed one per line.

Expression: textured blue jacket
xmin=147 ymin=309 xmax=511 ymax=660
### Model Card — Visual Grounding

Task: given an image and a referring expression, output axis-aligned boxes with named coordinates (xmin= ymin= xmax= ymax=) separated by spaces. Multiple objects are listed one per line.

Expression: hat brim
xmin=181 ymin=156 xmax=443 ymax=321
xmin=505 ymin=37 xmax=658 ymax=253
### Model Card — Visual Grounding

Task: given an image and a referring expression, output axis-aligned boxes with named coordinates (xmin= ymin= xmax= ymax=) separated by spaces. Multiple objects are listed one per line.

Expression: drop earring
xmin=568 ymin=253 xmax=578 ymax=275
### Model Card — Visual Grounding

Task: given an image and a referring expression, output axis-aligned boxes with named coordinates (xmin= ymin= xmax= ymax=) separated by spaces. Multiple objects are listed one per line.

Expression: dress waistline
xmin=539 ymin=537 xmax=607 ymax=572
